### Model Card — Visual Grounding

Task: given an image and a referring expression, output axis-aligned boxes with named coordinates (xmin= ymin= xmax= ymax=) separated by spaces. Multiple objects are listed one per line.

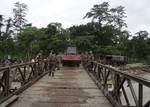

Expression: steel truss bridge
xmin=0 ymin=60 xmax=150 ymax=107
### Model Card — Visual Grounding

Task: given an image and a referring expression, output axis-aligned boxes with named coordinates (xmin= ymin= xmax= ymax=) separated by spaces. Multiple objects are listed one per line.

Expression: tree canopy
xmin=0 ymin=1 xmax=150 ymax=64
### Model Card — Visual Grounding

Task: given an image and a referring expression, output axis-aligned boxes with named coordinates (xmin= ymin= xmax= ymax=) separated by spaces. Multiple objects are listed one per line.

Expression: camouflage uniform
xmin=4 ymin=59 xmax=11 ymax=66
xmin=81 ymin=53 xmax=84 ymax=64
xmin=35 ymin=53 xmax=42 ymax=61
xmin=87 ymin=51 xmax=94 ymax=71
xmin=56 ymin=54 xmax=61 ymax=70
xmin=36 ymin=52 xmax=43 ymax=75
xmin=4 ymin=55 xmax=11 ymax=66
xmin=82 ymin=52 xmax=88 ymax=68
xmin=48 ymin=53 xmax=56 ymax=77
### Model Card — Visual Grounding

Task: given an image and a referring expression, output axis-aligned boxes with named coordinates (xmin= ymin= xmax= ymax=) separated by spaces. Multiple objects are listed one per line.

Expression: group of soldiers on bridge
xmin=0 ymin=50 xmax=62 ymax=77
xmin=0 ymin=49 xmax=127 ymax=77
xmin=34 ymin=51 xmax=61 ymax=77
xmin=1 ymin=49 xmax=149 ymax=107
xmin=0 ymin=50 xmax=96 ymax=75
xmin=81 ymin=51 xmax=94 ymax=71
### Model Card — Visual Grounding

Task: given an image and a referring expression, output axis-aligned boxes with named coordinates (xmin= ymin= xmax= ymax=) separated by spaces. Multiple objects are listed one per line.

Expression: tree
xmin=116 ymin=30 xmax=131 ymax=55
xmin=0 ymin=15 xmax=4 ymax=36
xmin=5 ymin=17 xmax=13 ymax=36
xmin=83 ymin=2 xmax=127 ymax=48
xmin=129 ymin=30 xmax=149 ymax=59
xmin=69 ymin=23 xmax=95 ymax=37
xmin=75 ymin=36 xmax=93 ymax=52
xmin=110 ymin=6 xmax=127 ymax=29
xmin=84 ymin=2 xmax=110 ymax=25
xmin=0 ymin=15 xmax=15 ymax=58
xmin=135 ymin=30 xmax=149 ymax=39
xmin=17 ymin=27 xmax=40 ymax=59
xmin=13 ymin=2 xmax=28 ymax=33
xmin=84 ymin=2 xmax=126 ymax=29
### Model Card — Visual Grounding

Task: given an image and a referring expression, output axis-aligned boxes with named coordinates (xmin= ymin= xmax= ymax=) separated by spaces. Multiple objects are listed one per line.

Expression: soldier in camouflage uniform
xmin=82 ymin=52 xmax=88 ymax=68
xmin=87 ymin=51 xmax=94 ymax=71
xmin=48 ymin=52 xmax=56 ymax=77
xmin=35 ymin=52 xmax=42 ymax=62
xmin=56 ymin=53 xmax=61 ymax=70
xmin=81 ymin=52 xmax=84 ymax=66
xmin=35 ymin=52 xmax=43 ymax=75
xmin=4 ymin=56 xmax=11 ymax=66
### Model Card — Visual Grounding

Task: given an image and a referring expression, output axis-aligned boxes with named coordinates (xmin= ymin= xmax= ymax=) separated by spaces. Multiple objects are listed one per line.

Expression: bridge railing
xmin=85 ymin=61 xmax=150 ymax=107
xmin=0 ymin=60 xmax=49 ymax=103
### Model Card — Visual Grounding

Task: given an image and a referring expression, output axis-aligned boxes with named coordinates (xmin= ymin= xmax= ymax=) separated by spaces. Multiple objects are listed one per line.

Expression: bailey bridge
xmin=0 ymin=60 xmax=150 ymax=107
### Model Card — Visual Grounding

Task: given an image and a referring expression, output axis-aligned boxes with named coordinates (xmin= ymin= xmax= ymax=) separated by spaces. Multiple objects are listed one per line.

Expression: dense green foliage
xmin=0 ymin=2 xmax=150 ymax=64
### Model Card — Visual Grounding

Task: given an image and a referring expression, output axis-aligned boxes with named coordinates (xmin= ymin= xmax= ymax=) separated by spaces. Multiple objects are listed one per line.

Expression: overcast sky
xmin=0 ymin=0 xmax=150 ymax=35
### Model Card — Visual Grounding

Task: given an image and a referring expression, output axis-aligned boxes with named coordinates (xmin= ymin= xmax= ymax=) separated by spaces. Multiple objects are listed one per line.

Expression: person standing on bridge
xmin=87 ymin=51 xmax=94 ymax=71
xmin=48 ymin=51 xmax=56 ymax=77
xmin=4 ymin=56 xmax=11 ymax=66
xmin=81 ymin=52 xmax=88 ymax=68
xmin=35 ymin=52 xmax=43 ymax=75
xmin=56 ymin=53 xmax=61 ymax=70
xmin=35 ymin=52 xmax=42 ymax=62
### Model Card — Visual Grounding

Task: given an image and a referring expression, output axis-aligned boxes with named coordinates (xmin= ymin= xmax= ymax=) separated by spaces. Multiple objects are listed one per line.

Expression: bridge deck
xmin=10 ymin=66 xmax=112 ymax=107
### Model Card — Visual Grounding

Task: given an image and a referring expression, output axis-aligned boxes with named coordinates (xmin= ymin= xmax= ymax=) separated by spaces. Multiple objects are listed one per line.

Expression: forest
xmin=0 ymin=2 xmax=150 ymax=64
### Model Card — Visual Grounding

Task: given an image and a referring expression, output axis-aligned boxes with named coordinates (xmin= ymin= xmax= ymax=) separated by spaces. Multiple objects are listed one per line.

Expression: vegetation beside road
xmin=0 ymin=2 xmax=150 ymax=64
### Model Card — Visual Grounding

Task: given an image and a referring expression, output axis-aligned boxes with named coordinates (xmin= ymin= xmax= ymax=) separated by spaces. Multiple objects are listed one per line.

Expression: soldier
xmin=87 ymin=51 xmax=94 ymax=71
xmin=48 ymin=52 xmax=52 ymax=76
xmin=56 ymin=53 xmax=61 ymax=70
xmin=13 ymin=57 xmax=18 ymax=64
xmin=48 ymin=52 xmax=56 ymax=77
xmin=52 ymin=53 xmax=57 ymax=76
xmin=35 ymin=52 xmax=42 ymax=62
xmin=81 ymin=52 xmax=87 ymax=67
xmin=35 ymin=52 xmax=43 ymax=75
xmin=85 ymin=52 xmax=89 ymax=68
xmin=81 ymin=52 xmax=89 ymax=69
xmin=81 ymin=52 xmax=84 ymax=64
xmin=4 ymin=56 xmax=11 ymax=66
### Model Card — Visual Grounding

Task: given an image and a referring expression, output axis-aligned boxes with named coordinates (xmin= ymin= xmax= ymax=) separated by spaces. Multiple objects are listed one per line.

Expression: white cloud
xmin=0 ymin=0 xmax=150 ymax=34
